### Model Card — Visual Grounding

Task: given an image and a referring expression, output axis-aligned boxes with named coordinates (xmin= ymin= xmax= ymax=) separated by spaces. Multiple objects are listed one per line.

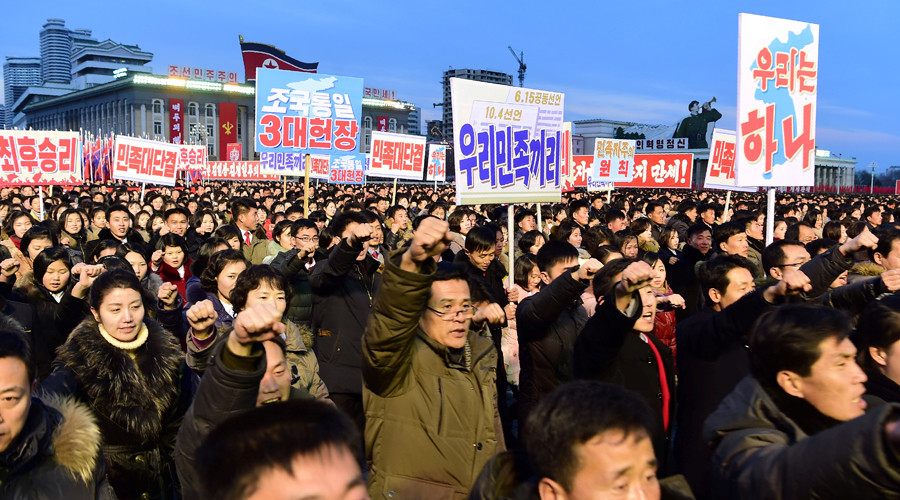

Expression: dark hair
xmin=698 ymin=255 xmax=756 ymax=305
xmin=87 ymin=239 xmax=123 ymax=263
xmin=592 ymin=258 xmax=633 ymax=298
xmin=164 ymin=207 xmax=190 ymax=222
xmin=271 ymin=219 xmax=293 ymax=242
xmin=535 ymin=240 xmax=579 ymax=273
xmin=872 ymin=227 xmax=900 ymax=262
xmin=640 ymin=251 xmax=663 ymax=269
xmin=329 ymin=210 xmax=368 ymax=238
xmin=513 ymin=254 xmax=539 ymax=290
xmin=568 ymin=199 xmax=589 ymax=217
xmin=750 ymin=304 xmax=850 ymax=387
xmin=291 ymin=219 xmax=318 ymax=236
xmin=32 ymin=246 xmax=72 ymax=288
xmin=105 ymin=203 xmax=130 ymax=223
xmin=523 ymin=381 xmax=655 ymax=492
xmin=863 ymin=205 xmax=881 ymax=221
xmin=657 ymin=226 xmax=679 ymax=249
xmin=200 ymin=249 xmax=249 ymax=295
xmin=3 ymin=210 xmax=36 ymax=238
xmin=593 ymin=245 xmax=623 ymax=264
xmin=465 ymin=225 xmax=497 ymax=253
xmin=230 ymin=197 xmax=257 ymax=220
xmin=784 ymin=222 xmax=813 ymax=242
xmin=582 ymin=226 xmax=613 ymax=253
xmin=686 ymin=223 xmax=711 ymax=239
xmin=89 ymin=268 xmax=144 ymax=310
xmin=676 ymin=200 xmax=697 ymax=215
xmin=0 ymin=327 xmax=35 ymax=384
xmin=761 ymin=239 xmax=804 ymax=275
xmin=20 ymin=225 xmax=59 ymax=259
xmin=629 ymin=218 xmax=651 ymax=235
xmin=805 ymin=238 xmax=838 ymax=257
xmin=855 ymin=295 xmax=900 ymax=373
xmin=514 ymin=209 xmax=535 ymax=225
xmin=213 ymin=224 xmax=242 ymax=243
xmin=386 ymin=205 xmax=407 ymax=220
xmin=517 ymin=230 xmax=545 ymax=255
xmin=448 ymin=210 xmax=469 ymax=233
xmin=713 ymin=222 xmax=746 ymax=250
xmin=822 ymin=220 xmax=843 ymax=241
xmin=190 ymin=209 xmax=216 ymax=230
xmin=604 ymin=209 xmax=626 ymax=225
xmin=196 ymin=399 xmax=363 ymax=500
xmin=555 ymin=221 xmax=582 ymax=246
xmin=155 ymin=233 xmax=188 ymax=255
xmin=230 ymin=265 xmax=291 ymax=314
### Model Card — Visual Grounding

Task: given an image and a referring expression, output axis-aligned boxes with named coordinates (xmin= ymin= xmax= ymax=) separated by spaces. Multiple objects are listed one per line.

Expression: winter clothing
xmin=41 ymin=318 xmax=187 ymax=500
xmin=154 ymin=258 xmax=193 ymax=300
xmin=270 ymin=248 xmax=316 ymax=350
xmin=363 ymin=251 xmax=504 ymax=499
xmin=705 ymin=376 xmax=900 ymax=499
xmin=237 ymin=226 xmax=270 ymax=265
xmin=0 ymin=395 xmax=115 ymax=500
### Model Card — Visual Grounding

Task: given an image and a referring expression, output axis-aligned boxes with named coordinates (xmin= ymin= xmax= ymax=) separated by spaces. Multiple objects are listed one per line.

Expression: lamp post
xmin=870 ymin=162 xmax=877 ymax=194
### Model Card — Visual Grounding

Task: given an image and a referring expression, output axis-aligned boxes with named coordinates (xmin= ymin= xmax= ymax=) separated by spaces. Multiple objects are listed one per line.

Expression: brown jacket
xmin=363 ymin=252 xmax=504 ymax=499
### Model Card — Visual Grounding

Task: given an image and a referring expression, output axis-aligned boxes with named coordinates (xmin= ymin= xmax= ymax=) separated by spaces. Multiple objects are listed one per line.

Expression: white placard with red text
xmin=426 ymin=144 xmax=447 ymax=182
xmin=736 ymin=13 xmax=818 ymax=187
xmin=178 ymin=145 xmax=207 ymax=170
xmin=0 ymin=130 xmax=81 ymax=185
xmin=704 ymin=129 xmax=756 ymax=192
xmin=112 ymin=136 xmax=179 ymax=186
xmin=368 ymin=131 xmax=426 ymax=180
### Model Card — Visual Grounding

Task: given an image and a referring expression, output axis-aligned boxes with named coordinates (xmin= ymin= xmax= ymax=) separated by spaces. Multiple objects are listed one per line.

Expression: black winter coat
xmin=41 ymin=318 xmax=189 ymax=500
xmin=705 ymin=377 xmax=900 ymax=499
xmin=310 ymin=238 xmax=382 ymax=395
xmin=0 ymin=396 xmax=115 ymax=499
xmin=271 ymin=248 xmax=315 ymax=349
xmin=516 ymin=270 xmax=587 ymax=421
xmin=667 ymin=244 xmax=710 ymax=320
xmin=575 ymin=292 xmax=676 ymax=470
xmin=673 ymin=291 xmax=772 ymax=499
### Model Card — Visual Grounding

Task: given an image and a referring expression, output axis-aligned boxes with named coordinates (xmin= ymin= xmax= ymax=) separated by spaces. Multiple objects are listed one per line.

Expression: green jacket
xmin=363 ymin=253 xmax=504 ymax=499
xmin=239 ymin=226 xmax=270 ymax=265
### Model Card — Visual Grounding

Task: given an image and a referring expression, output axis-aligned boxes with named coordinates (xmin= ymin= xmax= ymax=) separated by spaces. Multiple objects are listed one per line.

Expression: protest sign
xmin=635 ymin=138 xmax=688 ymax=151
xmin=704 ymin=129 xmax=757 ymax=192
xmin=204 ymin=161 xmax=278 ymax=181
xmin=329 ymin=154 xmax=367 ymax=184
xmin=259 ymin=152 xmax=328 ymax=178
xmin=255 ymin=68 xmax=363 ymax=156
xmin=368 ymin=131 xmax=427 ymax=180
xmin=112 ymin=135 xmax=179 ymax=186
xmin=450 ymin=78 xmax=564 ymax=205
xmin=0 ymin=130 xmax=81 ymax=185
xmin=615 ymin=153 xmax=693 ymax=189
xmin=563 ymin=155 xmax=590 ymax=193
xmin=426 ymin=144 xmax=447 ymax=182
xmin=736 ymin=13 xmax=819 ymax=187
xmin=178 ymin=145 xmax=207 ymax=170
xmin=590 ymin=138 xmax=635 ymax=184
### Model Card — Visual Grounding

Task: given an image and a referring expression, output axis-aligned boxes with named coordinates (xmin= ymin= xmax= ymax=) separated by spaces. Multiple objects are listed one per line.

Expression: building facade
xmin=440 ymin=68 xmax=512 ymax=144
xmin=3 ymin=57 xmax=42 ymax=129
xmin=39 ymin=18 xmax=72 ymax=84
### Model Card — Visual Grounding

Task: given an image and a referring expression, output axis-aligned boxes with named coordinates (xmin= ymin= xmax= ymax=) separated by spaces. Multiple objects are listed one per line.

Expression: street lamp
xmin=870 ymin=162 xmax=877 ymax=194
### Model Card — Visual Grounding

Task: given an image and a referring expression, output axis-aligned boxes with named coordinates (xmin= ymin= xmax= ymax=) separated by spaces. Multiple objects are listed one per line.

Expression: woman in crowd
xmin=447 ymin=209 xmax=473 ymax=256
xmin=657 ymin=226 xmax=683 ymax=269
xmin=641 ymin=252 xmax=685 ymax=365
xmin=631 ymin=218 xmax=659 ymax=255
xmin=59 ymin=207 xmax=88 ymax=259
xmin=2 ymin=210 xmax=36 ymax=249
xmin=42 ymin=269 xmax=187 ymax=499
xmin=264 ymin=219 xmax=294 ymax=265
xmin=517 ymin=229 xmax=545 ymax=257
xmin=152 ymin=234 xmax=192 ymax=299
xmin=556 ymin=220 xmax=589 ymax=260
xmin=503 ymin=254 xmax=543 ymax=388
xmin=854 ymin=296 xmax=900 ymax=404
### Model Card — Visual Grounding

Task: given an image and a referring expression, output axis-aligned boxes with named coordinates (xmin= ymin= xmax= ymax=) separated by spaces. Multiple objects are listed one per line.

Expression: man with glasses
xmin=363 ymin=217 xmax=506 ymax=499
xmin=271 ymin=219 xmax=320 ymax=347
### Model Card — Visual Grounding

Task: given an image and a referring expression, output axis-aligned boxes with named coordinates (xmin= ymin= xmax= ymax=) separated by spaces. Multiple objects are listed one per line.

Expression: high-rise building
xmin=3 ymin=56 xmax=42 ymax=128
xmin=441 ymin=68 xmax=512 ymax=144
xmin=40 ymin=18 xmax=72 ymax=84
xmin=407 ymin=107 xmax=421 ymax=136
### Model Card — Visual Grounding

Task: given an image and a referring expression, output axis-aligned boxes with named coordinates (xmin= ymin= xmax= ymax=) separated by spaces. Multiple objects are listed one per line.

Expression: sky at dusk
xmin=2 ymin=1 xmax=898 ymax=172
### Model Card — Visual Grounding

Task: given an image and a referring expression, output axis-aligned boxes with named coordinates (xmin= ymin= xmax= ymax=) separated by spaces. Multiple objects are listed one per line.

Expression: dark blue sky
xmin=3 ymin=1 xmax=898 ymax=172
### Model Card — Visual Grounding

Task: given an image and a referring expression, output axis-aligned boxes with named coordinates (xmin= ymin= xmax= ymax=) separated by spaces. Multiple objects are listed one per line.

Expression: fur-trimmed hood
xmin=54 ymin=317 xmax=182 ymax=443
xmin=43 ymin=394 xmax=102 ymax=484
xmin=850 ymin=261 xmax=885 ymax=277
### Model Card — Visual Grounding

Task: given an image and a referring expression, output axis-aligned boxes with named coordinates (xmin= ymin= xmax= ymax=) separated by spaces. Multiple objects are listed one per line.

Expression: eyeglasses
xmin=425 ymin=305 xmax=478 ymax=321
xmin=293 ymin=236 xmax=317 ymax=242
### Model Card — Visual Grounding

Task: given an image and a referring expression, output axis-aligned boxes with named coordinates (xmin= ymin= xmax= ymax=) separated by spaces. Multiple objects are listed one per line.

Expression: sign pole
xmin=765 ymin=188 xmax=776 ymax=246
xmin=140 ymin=182 xmax=146 ymax=204
xmin=38 ymin=188 xmax=44 ymax=221
xmin=507 ymin=204 xmax=515 ymax=282
xmin=536 ymin=203 xmax=542 ymax=234
xmin=391 ymin=178 xmax=398 ymax=206
xmin=303 ymin=154 xmax=311 ymax=218
xmin=723 ymin=190 xmax=732 ymax=223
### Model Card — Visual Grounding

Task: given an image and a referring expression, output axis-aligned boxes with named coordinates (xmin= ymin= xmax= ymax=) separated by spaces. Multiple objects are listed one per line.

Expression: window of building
xmin=365 ymin=131 xmax=371 ymax=149
xmin=153 ymin=121 xmax=162 ymax=137
xmin=152 ymin=99 xmax=163 ymax=115
xmin=205 ymin=104 xmax=216 ymax=118
xmin=364 ymin=116 xmax=372 ymax=130
xmin=388 ymin=118 xmax=397 ymax=132
xmin=188 ymin=102 xmax=199 ymax=120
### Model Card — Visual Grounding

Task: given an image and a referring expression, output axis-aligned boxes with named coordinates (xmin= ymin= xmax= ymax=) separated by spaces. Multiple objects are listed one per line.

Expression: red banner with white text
xmin=615 ymin=153 xmax=694 ymax=189
xmin=218 ymin=102 xmax=237 ymax=160
xmin=169 ymin=99 xmax=184 ymax=144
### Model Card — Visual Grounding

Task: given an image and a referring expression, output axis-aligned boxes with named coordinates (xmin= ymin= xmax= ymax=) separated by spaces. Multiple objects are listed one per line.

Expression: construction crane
xmin=508 ymin=46 xmax=526 ymax=87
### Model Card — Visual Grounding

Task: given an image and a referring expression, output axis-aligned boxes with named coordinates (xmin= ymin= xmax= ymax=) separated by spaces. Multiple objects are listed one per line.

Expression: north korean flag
xmin=239 ymin=38 xmax=318 ymax=82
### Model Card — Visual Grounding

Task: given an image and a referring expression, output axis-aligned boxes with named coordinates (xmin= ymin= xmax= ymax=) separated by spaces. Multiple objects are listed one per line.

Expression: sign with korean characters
xmin=177 ymin=145 xmax=207 ymax=170
xmin=255 ymin=68 xmax=363 ymax=156
xmin=0 ymin=130 xmax=81 ymax=185
xmin=563 ymin=155 xmax=590 ymax=192
xmin=450 ymin=78 xmax=564 ymax=205
xmin=368 ymin=131 xmax=426 ymax=180
xmin=259 ymin=152 xmax=329 ymax=179
xmin=590 ymin=138 xmax=635 ymax=185
xmin=205 ymin=161 xmax=278 ymax=181
xmin=426 ymin=144 xmax=447 ymax=182
xmin=615 ymin=153 xmax=693 ymax=189
xmin=736 ymin=13 xmax=818 ymax=187
xmin=112 ymin=136 xmax=179 ymax=186
xmin=329 ymin=154 xmax=367 ymax=184
xmin=704 ymin=129 xmax=757 ymax=192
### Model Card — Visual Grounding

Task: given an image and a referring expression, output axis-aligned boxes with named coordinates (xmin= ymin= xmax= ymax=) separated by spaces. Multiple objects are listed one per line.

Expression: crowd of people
xmin=0 ymin=179 xmax=899 ymax=498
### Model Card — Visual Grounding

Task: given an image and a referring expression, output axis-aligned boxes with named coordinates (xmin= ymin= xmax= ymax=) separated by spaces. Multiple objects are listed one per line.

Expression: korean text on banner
xmin=329 ymin=154 xmax=367 ymax=184
xmin=259 ymin=152 xmax=328 ymax=179
xmin=563 ymin=155 xmax=590 ymax=193
xmin=113 ymin=136 xmax=179 ymax=186
xmin=426 ymin=144 xmax=447 ymax=182
xmin=0 ymin=130 xmax=81 ymax=186
xmin=368 ymin=131 xmax=426 ymax=180
xmin=169 ymin=99 xmax=184 ymax=145
xmin=204 ymin=161 xmax=278 ymax=181
xmin=590 ymin=138 xmax=635 ymax=187
xmin=178 ymin=145 xmax=207 ymax=171
xmin=616 ymin=153 xmax=693 ymax=189
xmin=736 ymin=13 xmax=818 ymax=187
xmin=255 ymin=68 xmax=363 ymax=157
xmin=704 ymin=129 xmax=757 ymax=192
xmin=450 ymin=78 xmax=564 ymax=205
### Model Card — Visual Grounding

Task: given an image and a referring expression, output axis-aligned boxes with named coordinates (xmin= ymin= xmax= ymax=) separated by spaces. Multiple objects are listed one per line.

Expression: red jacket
xmin=154 ymin=258 xmax=193 ymax=299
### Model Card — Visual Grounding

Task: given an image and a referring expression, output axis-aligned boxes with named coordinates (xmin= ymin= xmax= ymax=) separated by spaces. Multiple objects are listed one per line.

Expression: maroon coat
xmin=155 ymin=257 xmax=193 ymax=299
